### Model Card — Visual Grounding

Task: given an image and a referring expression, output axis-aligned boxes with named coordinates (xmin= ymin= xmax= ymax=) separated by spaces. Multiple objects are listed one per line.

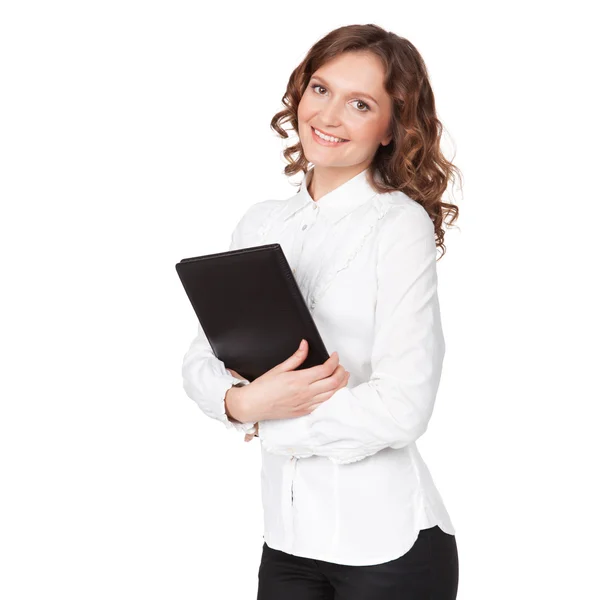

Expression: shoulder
xmin=378 ymin=190 xmax=433 ymax=231
xmin=374 ymin=191 xmax=435 ymax=256
xmin=238 ymin=198 xmax=282 ymax=222
xmin=231 ymin=199 xmax=284 ymax=246
xmin=235 ymin=198 xmax=282 ymax=231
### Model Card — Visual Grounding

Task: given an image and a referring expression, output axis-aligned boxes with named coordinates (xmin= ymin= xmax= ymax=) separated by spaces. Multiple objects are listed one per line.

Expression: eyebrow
xmin=310 ymin=75 xmax=379 ymax=107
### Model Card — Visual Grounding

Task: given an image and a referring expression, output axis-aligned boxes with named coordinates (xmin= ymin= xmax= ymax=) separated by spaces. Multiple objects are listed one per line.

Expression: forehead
xmin=311 ymin=52 xmax=386 ymax=93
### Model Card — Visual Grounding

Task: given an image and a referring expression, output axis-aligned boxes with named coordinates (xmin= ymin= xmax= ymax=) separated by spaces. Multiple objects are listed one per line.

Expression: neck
xmin=307 ymin=162 xmax=371 ymax=202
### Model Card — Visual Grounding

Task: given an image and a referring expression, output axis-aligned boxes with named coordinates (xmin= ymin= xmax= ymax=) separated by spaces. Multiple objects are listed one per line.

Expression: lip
xmin=311 ymin=126 xmax=350 ymax=146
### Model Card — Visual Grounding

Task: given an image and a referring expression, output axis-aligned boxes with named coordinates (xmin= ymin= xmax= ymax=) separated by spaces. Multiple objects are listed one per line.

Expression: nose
xmin=317 ymin=96 xmax=345 ymax=128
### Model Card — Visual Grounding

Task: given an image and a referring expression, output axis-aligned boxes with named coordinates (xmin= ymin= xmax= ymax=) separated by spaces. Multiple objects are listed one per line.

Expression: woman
xmin=182 ymin=23 xmax=461 ymax=600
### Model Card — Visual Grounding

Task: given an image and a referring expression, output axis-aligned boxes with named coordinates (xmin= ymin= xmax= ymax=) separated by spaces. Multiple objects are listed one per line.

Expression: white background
xmin=1 ymin=1 xmax=598 ymax=598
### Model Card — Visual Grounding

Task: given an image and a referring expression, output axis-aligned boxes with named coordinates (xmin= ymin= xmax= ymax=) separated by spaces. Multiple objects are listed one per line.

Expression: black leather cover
xmin=176 ymin=243 xmax=330 ymax=382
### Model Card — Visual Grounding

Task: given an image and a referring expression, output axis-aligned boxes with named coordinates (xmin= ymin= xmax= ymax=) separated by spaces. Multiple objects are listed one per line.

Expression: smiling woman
xmin=182 ymin=21 xmax=462 ymax=600
xmin=259 ymin=22 xmax=462 ymax=599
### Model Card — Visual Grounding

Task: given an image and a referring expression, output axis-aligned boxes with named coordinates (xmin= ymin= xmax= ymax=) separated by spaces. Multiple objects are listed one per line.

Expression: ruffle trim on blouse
xmin=259 ymin=195 xmax=393 ymax=310
xmin=327 ymin=446 xmax=383 ymax=464
xmin=258 ymin=440 xmax=386 ymax=464
xmin=307 ymin=198 xmax=392 ymax=310
xmin=258 ymin=440 xmax=314 ymax=460
xmin=259 ymin=195 xmax=393 ymax=312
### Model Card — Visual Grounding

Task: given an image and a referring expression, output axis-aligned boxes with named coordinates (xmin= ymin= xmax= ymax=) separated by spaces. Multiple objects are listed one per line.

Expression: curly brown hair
xmin=270 ymin=24 xmax=462 ymax=259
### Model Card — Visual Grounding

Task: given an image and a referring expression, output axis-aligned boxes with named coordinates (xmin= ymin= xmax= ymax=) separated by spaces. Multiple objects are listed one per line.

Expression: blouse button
xmin=302 ymin=224 xmax=307 ymax=230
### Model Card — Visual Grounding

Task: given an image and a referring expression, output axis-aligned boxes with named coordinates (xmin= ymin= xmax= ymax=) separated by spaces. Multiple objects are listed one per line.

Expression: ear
xmin=380 ymin=123 xmax=393 ymax=147
xmin=380 ymin=131 xmax=393 ymax=147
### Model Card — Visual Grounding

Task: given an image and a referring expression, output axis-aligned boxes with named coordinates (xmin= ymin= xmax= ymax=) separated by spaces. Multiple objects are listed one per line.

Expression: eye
xmin=309 ymin=83 xmax=371 ymax=112
xmin=350 ymin=99 xmax=370 ymax=112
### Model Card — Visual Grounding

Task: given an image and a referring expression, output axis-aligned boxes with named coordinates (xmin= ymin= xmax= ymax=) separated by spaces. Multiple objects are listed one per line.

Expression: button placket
xmin=281 ymin=454 xmax=298 ymax=552
xmin=293 ymin=208 xmax=315 ymax=279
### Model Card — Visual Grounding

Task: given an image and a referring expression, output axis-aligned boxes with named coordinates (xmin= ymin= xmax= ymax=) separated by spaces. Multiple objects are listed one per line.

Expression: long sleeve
xmin=182 ymin=321 xmax=257 ymax=433
xmin=181 ymin=204 xmax=264 ymax=434
xmin=258 ymin=201 xmax=446 ymax=464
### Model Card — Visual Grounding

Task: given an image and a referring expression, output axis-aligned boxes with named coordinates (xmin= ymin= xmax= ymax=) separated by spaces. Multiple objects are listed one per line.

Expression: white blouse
xmin=181 ymin=166 xmax=456 ymax=566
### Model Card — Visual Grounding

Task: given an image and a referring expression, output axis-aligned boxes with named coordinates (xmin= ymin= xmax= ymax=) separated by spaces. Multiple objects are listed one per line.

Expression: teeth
xmin=314 ymin=128 xmax=346 ymax=143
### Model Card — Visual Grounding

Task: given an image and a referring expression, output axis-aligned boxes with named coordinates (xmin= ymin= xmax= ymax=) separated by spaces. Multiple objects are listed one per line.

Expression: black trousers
xmin=257 ymin=526 xmax=459 ymax=600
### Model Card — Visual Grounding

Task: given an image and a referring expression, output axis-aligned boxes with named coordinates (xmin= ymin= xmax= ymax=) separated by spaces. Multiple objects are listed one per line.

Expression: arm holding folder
xmin=181 ymin=205 xmax=260 ymax=434
xmin=180 ymin=202 xmax=350 ymax=439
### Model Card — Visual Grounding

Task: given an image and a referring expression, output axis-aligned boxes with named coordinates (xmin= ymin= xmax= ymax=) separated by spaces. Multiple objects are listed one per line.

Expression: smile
xmin=311 ymin=126 xmax=349 ymax=146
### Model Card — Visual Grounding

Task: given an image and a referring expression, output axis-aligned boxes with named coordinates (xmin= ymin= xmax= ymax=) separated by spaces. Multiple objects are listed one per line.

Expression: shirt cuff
xmin=257 ymin=415 xmax=316 ymax=459
xmin=215 ymin=375 xmax=257 ymax=433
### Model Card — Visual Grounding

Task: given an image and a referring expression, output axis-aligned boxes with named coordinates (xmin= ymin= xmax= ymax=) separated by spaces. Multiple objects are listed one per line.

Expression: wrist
xmin=224 ymin=384 xmax=248 ymax=422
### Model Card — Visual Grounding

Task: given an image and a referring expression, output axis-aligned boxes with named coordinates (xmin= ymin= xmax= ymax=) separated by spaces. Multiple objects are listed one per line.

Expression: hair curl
xmin=270 ymin=24 xmax=462 ymax=259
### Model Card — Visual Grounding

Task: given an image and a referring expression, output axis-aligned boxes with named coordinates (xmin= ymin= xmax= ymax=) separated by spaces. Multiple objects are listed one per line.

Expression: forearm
xmin=181 ymin=325 xmax=256 ymax=433
xmin=257 ymin=366 xmax=441 ymax=464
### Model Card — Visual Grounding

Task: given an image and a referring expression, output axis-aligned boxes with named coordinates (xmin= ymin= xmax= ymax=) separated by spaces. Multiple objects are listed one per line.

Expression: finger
xmin=307 ymin=369 xmax=349 ymax=407
xmin=309 ymin=364 xmax=346 ymax=392
xmin=227 ymin=368 xmax=244 ymax=380
xmin=293 ymin=373 xmax=349 ymax=417
xmin=298 ymin=352 xmax=340 ymax=383
xmin=270 ymin=339 xmax=311 ymax=375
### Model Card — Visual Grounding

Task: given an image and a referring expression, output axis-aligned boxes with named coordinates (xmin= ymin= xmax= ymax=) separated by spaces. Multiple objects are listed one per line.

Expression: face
xmin=297 ymin=51 xmax=393 ymax=171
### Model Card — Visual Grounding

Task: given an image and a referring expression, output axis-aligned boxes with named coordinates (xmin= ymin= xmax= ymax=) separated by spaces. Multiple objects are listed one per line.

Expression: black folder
xmin=176 ymin=243 xmax=330 ymax=382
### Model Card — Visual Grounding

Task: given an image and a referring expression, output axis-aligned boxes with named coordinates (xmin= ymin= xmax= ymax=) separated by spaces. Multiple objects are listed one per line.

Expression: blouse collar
xmin=281 ymin=166 xmax=379 ymax=225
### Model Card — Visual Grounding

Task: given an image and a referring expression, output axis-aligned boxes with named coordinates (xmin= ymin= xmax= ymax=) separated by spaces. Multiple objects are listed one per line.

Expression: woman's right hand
xmin=234 ymin=339 xmax=350 ymax=423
